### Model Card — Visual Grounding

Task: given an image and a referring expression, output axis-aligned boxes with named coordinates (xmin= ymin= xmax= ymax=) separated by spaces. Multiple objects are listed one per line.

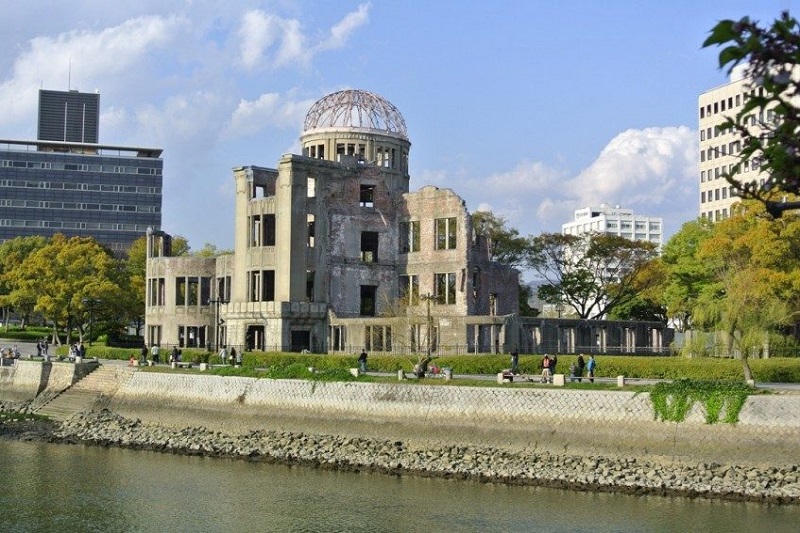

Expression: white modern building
xmin=698 ymin=64 xmax=754 ymax=221
xmin=698 ymin=63 xmax=800 ymax=221
xmin=561 ymin=204 xmax=663 ymax=249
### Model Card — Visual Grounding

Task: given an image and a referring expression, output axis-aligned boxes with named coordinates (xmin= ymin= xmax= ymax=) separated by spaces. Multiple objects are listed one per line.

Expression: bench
xmin=171 ymin=361 xmax=193 ymax=369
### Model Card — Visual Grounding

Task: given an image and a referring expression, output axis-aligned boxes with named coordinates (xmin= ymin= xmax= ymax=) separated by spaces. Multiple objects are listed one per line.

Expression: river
xmin=1 ymin=440 xmax=797 ymax=532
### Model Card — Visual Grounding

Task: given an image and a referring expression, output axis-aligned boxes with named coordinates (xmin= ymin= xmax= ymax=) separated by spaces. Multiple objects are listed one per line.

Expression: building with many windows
xmin=561 ymin=204 xmax=663 ymax=249
xmin=0 ymin=89 xmax=162 ymax=253
xmin=145 ymin=90 xmax=671 ymax=356
xmin=698 ymin=64 xmax=753 ymax=221
xmin=145 ymin=90 xmax=519 ymax=354
xmin=697 ymin=63 xmax=800 ymax=221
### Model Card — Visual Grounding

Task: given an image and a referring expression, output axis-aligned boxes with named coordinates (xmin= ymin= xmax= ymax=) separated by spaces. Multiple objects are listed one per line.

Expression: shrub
xmin=648 ymin=379 xmax=752 ymax=424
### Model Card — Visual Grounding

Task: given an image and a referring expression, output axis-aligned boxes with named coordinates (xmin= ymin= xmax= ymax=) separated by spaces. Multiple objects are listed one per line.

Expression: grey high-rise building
xmin=37 ymin=89 xmax=100 ymax=144
xmin=0 ymin=89 xmax=162 ymax=254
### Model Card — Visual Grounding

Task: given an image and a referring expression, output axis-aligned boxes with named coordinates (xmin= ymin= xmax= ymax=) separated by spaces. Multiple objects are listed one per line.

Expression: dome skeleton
xmin=303 ymin=89 xmax=408 ymax=139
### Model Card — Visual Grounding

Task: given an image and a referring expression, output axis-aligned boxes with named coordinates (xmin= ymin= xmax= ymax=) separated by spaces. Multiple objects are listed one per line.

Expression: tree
xmin=703 ymin=12 xmax=800 ymax=216
xmin=171 ymin=235 xmax=191 ymax=257
xmin=525 ymin=232 xmax=658 ymax=319
xmin=0 ymin=235 xmax=48 ymax=328
xmin=194 ymin=242 xmax=234 ymax=257
xmin=656 ymin=219 xmax=716 ymax=332
xmin=9 ymin=234 xmax=130 ymax=344
xmin=606 ymin=257 xmax=667 ymax=322
xmin=472 ymin=211 xmax=529 ymax=266
xmin=693 ymin=201 xmax=800 ymax=380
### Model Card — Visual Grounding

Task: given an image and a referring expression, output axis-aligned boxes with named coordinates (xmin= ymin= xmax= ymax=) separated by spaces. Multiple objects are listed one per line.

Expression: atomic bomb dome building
xmin=145 ymin=89 xmax=671 ymax=356
xmin=145 ymin=89 xmax=520 ymax=354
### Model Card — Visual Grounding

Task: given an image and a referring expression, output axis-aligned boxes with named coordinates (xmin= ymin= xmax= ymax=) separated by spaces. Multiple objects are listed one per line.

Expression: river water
xmin=1 ymin=440 xmax=797 ymax=533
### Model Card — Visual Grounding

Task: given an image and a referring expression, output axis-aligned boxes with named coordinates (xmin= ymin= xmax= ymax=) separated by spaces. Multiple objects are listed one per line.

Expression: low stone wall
xmin=108 ymin=372 xmax=800 ymax=467
xmin=0 ymin=360 xmax=94 ymax=401
xmin=4 ymin=366 xmax=800 ymax=504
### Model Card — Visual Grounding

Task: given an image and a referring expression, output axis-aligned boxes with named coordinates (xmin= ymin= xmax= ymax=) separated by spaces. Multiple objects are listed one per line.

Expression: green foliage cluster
xmin=649 ymin=379 xmax=752 ymax=424
xmin=0 ymin=326 xmax=52 ymax=342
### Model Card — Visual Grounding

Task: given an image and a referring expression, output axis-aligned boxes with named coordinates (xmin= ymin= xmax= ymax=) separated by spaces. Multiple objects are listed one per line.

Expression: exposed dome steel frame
xmin=303 ymin=89 xmax=408 ymax=139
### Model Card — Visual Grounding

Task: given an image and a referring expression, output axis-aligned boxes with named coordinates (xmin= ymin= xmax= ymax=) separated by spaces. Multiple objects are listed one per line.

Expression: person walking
xmin=540 ymin=354 xmax=551 ymax=383
xmin=510 ymin=350 xmax=519 ymax=375
xmin=576 ymin=354 xmax=586 ymax=382
xmin=139 ymin=344 xmax=148 ymax=364
xmin=151 ymin=344 xmax=160 ymax=364
xmin=587 ymin=355 xmax=597 ymax=383
xmin=218 ymin=345 xmax=228 ymax=366
xmin=233 ymin=347 xmax=241 ymax=366
xmin=358 ymin=349 xmax=368 ymax=373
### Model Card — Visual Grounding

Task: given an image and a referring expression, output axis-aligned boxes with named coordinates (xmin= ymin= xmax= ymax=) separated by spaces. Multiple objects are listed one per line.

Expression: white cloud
xmin=0 ymin=14 xmax=185 ymax=133
xmin=316 ymin=3 xmax=371 ymax=52
xmin=237 ymin=10 xmax=281 ymax=70
xmin=237 ymin=4 xmax=371 ymax=71
xmin=224 ymin=93 xmax=316 ymax=138
xmin=565 ymin=126 xmax=697 ymax=208
xmin=421 ymin=126 xmax=699 ymax=240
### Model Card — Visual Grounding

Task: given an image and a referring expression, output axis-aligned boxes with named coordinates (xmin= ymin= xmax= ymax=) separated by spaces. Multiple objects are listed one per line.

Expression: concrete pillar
xmin=397 ymin=369 xmax=405 ymax=381
xmin=553 ymin=374 xmax=565 ymax=386
xmin=617 ymin=375 xmax=626 ymax=387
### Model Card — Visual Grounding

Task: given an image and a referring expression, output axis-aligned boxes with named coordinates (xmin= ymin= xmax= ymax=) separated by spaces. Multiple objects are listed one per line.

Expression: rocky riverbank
xmin=0 ymin=407 xmax=783 ymax=504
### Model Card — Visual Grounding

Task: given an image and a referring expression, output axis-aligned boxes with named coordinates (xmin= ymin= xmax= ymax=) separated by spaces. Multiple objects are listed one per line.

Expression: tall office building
xmin=697 ymin=64 xmax=800 ymax=220
xmin=698 ymin=64 xmax=753 ymax=221
xmin=0 ymin=89 xmax=162 ymax=254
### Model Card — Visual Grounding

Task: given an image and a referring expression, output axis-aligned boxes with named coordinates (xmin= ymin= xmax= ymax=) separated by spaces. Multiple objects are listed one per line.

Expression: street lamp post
xmin=208 ymin=297 xmax=228 ymax=352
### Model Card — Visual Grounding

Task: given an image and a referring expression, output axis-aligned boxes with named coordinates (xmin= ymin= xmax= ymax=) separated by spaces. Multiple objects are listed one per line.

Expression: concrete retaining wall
xmin=106 ymin=372 xmax=800 ymax=466
xmin=0 ymin=360 xmax=93 ymax=401
xmin=3 ymin=364 xmax=799 ymax=466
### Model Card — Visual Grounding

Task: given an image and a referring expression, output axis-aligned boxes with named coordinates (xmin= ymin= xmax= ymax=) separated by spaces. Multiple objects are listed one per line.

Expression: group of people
xmin=35 ymin=340 xmax=49 ymax=357
xmin=129 ymin=344 xmax=181 ymax=366
xmin=67 ymin=342 xmax=86 ymax=362
xmin=217 ymin=345 xmax=242 ymax=366
xmin=1 ymin=345 xmax=21 ymax=360
xmin=509 ymin=351 xmax=596 ymax=383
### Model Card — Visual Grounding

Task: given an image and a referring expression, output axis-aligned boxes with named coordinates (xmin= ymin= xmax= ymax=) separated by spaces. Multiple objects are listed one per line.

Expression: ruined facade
xmin=145 ymin=90 xmax=520 ymax=354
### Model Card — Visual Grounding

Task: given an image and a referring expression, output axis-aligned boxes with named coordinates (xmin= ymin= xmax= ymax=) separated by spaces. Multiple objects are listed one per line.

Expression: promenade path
xmin=2 ymin=338 xmax=798 ymax=393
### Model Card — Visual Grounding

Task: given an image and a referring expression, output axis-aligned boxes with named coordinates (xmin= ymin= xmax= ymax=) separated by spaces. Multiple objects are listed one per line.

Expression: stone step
xmin=34 ymin=363 xmax=136 ymax=421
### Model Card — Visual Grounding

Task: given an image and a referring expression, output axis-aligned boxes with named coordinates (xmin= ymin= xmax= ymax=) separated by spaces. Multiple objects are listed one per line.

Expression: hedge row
xmin=45 ymin=346 xmax=800 ymax=383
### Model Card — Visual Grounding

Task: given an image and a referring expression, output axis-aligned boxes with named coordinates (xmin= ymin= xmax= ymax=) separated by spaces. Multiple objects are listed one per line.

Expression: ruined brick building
xmin=145 ymin=89 xmax=521 ymax=354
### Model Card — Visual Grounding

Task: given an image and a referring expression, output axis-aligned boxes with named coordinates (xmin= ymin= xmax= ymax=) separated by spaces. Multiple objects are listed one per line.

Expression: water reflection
xmin=1 ymin=440 xmax=797 ymax=532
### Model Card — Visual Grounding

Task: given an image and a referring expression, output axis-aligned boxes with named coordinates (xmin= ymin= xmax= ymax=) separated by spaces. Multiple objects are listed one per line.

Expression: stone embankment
xmin=43 ymin=408 xmax=799 ymax=505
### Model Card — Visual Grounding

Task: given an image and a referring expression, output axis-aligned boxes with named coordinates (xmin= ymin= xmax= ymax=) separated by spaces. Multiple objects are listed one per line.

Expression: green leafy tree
xmin=656 ymin=219 xmax=716 ymax=332
xmin=703 ymin=12 xmax=800 ymax=216
xmin=171 ymin=235 xmax=191 ymax=256
xmin=194 ymin=242 xmax=234 ymax=257
xmin=693 ymin=202 xmax=800 ymax=380
xmin=9 ymin=234 xmax=130 ymax=345
xmin=0 ymin=235 xmax=48 ymax=328
xmin=471 ymin=211 xmax=529 ymax=267
xmin=525 ymin=232 xmax=658 ymax=319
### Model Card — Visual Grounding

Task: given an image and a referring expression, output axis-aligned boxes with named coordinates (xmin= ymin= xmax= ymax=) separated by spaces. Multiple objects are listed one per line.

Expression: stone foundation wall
xmin=0 ymin=360 xmax=92 ymax=401
xmin=107 ymin=372 xmax=800 ymax=467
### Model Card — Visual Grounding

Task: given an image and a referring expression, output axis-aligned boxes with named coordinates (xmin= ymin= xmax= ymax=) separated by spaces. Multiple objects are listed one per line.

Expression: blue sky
xmin=0 ymin=0 xmax=795 ymax=254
